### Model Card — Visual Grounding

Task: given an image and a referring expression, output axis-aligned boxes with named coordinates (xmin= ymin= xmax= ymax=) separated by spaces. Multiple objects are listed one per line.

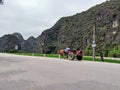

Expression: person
xmin=65 ymin=47 xmax=70 ymax=55
xmin=76 ymin=48 xmax=83 ymax=61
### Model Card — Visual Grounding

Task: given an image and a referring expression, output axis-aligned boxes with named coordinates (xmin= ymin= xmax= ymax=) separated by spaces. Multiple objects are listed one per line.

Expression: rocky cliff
xmin=37 ymin=0 xmax=120 ymax=57
xmin=0 ymin=33 xmax=38 ymax=53
xmin=0 ymin=34 xmax=21 ymax=52
xmin=22 ymin=36 xmax=38 ymax=53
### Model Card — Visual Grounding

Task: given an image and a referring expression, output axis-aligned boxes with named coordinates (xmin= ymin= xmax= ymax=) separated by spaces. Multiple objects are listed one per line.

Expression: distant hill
xmin=37 ymin=0 xmax=120 ymax=57
xmin=13 ymin=33 xmax=24 ymax=43
xmin=0 ymin=34 xmax=21 ymax=52
xmin=22 ymin=36 xmax=38 ymax=53
xmin=0 ymin=33 xmax=38 ymax=53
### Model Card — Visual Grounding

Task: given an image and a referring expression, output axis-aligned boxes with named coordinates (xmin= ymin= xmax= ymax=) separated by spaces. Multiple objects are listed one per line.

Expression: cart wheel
xmin=76 ymin=55 xmax=82 ymax=61
xmin=68 ymin=52 xmax=74 ymax=60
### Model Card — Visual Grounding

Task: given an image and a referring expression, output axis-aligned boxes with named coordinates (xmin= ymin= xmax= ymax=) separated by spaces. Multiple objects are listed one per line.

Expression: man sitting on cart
xmin=65 ymin=47 xmax=70 ymax=55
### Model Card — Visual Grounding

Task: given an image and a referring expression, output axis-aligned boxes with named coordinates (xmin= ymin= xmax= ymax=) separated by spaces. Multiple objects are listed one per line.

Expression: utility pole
xmin=92 ymin=22 xmax=96 ymax=61
xmin=92 ymin=13 xmax=102 ymax=61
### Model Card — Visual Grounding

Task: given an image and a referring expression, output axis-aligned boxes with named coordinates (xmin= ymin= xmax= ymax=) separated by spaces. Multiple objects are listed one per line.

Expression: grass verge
xmin=11 ymin=53 xmax=120 ymax=64
xmin=83 ymin=56 xmax=120 ymax=64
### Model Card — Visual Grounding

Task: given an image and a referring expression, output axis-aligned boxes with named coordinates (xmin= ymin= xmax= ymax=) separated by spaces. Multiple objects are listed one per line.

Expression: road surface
xmin=0 ymin=53 xmax=120 ymax=90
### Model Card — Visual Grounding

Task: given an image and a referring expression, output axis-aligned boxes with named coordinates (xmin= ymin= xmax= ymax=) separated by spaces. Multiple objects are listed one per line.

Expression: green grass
xmin=44 ymin=54 xmax=59 ymax=58
xmin=83 ymin=56 xmax=120 ymax=64
xmin=11 ymin=53 xmax=120 ymax=64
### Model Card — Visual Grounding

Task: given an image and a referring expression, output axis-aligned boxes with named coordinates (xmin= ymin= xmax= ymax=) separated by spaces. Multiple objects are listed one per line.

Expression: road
xmin=0 ymin=53 xmax=120 ymax=90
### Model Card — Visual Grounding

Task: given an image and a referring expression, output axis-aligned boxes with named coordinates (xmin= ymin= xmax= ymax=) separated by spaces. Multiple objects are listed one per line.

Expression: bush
xmin=84 ymin=48 xmax=92 ymax=56
xmin=108 ymin=50 xmax=120 ymax=58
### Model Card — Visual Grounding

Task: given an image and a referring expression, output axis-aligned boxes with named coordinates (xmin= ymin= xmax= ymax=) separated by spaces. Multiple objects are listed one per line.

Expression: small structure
xmin=15 ymin=45 xmax=18 ymax=50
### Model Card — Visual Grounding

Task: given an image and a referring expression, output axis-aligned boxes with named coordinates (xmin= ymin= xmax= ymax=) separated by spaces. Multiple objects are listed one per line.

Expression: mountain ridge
xmin=37 ymin=0 xmax=120 ymax=57
xmin=0 ymin=0 xmax=120 ymax=57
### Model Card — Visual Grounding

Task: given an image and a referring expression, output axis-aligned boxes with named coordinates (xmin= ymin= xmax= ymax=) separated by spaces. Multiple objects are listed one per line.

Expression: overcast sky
xmin=0 ymin=0 xmax=106 ymax=39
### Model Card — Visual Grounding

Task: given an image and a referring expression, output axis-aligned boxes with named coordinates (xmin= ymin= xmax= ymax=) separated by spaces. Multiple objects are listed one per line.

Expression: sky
xmin=0 ymin=0 xmax=106 ymax=39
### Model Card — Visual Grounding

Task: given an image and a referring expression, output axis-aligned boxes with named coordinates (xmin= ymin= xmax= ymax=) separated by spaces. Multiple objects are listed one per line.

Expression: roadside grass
xmin=11 ymin=53 xmax=120 ymax=64
xmin=14 ymin=53 xmax=67 ymax=59
xmin=83 ymin=56 xmax=120 ymax=64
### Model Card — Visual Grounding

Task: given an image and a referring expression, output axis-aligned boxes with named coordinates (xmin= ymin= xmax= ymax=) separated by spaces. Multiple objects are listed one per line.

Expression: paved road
xmin=0 ymin=53 xmax=120 ymax=90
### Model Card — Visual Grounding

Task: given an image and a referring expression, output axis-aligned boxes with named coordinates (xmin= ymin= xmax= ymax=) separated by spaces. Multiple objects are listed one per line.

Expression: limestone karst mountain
xmin=0 ymin=0 xmax=120 ymax=57
xmin=37 ymin=0 xmax=120 ymax=57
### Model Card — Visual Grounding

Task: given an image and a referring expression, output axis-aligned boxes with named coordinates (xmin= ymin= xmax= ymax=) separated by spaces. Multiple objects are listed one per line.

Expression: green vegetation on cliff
xmin=37 ymin=0 xmax=120 ymax=58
